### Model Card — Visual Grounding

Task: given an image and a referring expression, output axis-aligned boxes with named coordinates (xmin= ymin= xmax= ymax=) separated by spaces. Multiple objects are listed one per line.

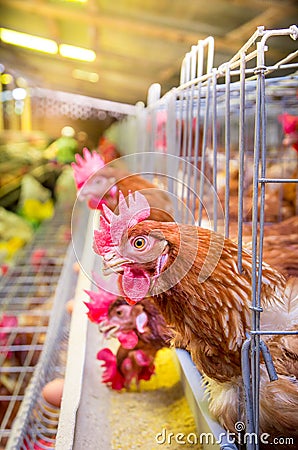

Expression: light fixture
xmin=16 ymin=77 xmax=28 ymax=88
xmin=72 ymin=69 xmax=99 ymax=82
xmin=59 ymin=44 xmax=96 ymax=62
xmin=0 ymin=28 xmax=58 ymax=54
xmin=12 ymin=88 xmax=27 ymax=100
xmin=1 ymin=73 xmax=13 ymax=85
xmin=0 ymin=28 xmax=96 ymax=62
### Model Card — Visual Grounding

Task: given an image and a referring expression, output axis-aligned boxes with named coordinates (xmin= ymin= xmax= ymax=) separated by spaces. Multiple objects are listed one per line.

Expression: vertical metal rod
xmin=180 ymin=53 xmax=191 ymax=222
xmin=212 ymin=69 xmax=218 ymax=231
xmin=198 ymin=77 xmax=211 ymax=224
xmin=146 ymin=83 xmax=161 ymax=177
xmin=237 ymin=52 xmax=246 ymax=273
xmin=185 ymin=46 xmax=197 ymax=223
xmin=184 ymin=87 xmax=193 ymax=222
xmin=191 ymin=38 xmax=205 ymax=223
xmin=253 ymin=45 xmax=267 ymax=443
xmin=180 ymin=55 xmax=186 ymax=85
xmin=149 ymin=108 xmax=158 ymax=179
xmin=166 ymin=91 xmax=178 ymax=217
xmin=259 ymin=340 xmax=278 ymax=382
xmin=251 ymin=41 xmax=267 ymax=450
xmin=252 ymin=332 xmax=260 ymax=450
xmin=241 ymin=338 xmax=255 ymax=450
xmin=191 ymin=82 xmax=202 ymax=221
xmin=251 ymin=100 xmax=260 ymax=450
xmin=176 ymin=89 xmax=185 ymax=223
xmin=185 ymin=86 xmax=195 ymax=222
xmin=224 ymin=66 xmax=231 ymax=238
xmin=135 ymin=102 xmax=146 ymax=170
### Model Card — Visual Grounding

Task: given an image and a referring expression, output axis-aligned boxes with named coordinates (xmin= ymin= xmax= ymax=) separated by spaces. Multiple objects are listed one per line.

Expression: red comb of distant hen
xmin=278 ymin=113 xmax=298 ymax=134
xmin=84 ymin=287 xmax=117 ymax=323
xmin=278 ymin=113 xmax=298 ymax=152
xmin=0 ymin=314 xmax=18 ymax=358
xmin=93 ymin=191 xmax=151 ymax=256
xmin=71 ymin=147 xmax=105 ymax=189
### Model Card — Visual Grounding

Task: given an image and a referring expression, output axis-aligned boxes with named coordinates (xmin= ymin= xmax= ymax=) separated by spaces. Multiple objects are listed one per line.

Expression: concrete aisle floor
xmin=73 ymin=321 xmax=112 ymax=450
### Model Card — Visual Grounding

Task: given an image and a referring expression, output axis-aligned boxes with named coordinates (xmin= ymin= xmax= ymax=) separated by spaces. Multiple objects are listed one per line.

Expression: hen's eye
xmin=133 ymin=237 xmax=147 ymax=249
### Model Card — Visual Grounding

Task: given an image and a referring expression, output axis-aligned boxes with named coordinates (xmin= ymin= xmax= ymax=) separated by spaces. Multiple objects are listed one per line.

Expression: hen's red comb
xmin=93 ymin=213 xmax=114 ymax=256
xmin=93 ymin=191 xmax=150 ymax=255
xmin=71 ymin=147 xmax=105 ymax=189
xmin=110 ymin=191 xmax=151 ymax=243
xmin=84 ymin=287 xmax=117 ymax=323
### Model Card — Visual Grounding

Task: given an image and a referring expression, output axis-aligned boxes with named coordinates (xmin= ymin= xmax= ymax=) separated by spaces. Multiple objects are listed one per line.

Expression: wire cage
xmin=3 ymin=25 xmax=298 ymax=450
xmin=0 ymin=201 xmax=88 ymax=449
xmin=0 ymin=87 xmax=138 ymax=448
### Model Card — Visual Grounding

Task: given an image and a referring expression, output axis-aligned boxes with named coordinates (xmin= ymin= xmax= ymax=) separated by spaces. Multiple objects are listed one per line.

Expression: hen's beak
xmin=98 ymin=320 xmax=119 ymax=337
xmin=102 ymin=250 xmax=133 ymax=275
xmin=79 ymin=185 xmax=96 ymax=199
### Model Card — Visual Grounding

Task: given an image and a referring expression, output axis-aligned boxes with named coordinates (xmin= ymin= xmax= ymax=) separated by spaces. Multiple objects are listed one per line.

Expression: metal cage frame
xmin=118 ymin=24 xmax=298 ymax=450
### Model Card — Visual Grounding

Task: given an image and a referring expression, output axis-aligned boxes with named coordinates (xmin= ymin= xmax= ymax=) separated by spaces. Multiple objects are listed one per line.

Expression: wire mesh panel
xmin=138 ymin=27 xmax=298 ymax=230
xmin=123 ymin=25 xmax=298 ymax=450
xmin=0 ymin=201 xmax=86 ymax=448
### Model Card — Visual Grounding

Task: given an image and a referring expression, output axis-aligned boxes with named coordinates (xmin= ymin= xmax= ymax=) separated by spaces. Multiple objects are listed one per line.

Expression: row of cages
xmin=0 ymin=201 xmax=88 ymax=448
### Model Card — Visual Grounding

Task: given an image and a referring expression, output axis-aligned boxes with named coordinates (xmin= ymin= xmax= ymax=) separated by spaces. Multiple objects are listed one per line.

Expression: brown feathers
xmin=106 ymin=170 xmax=174 ymax=221
xmin=125 ymin=221 xmax=287 ymax=382
xmin=99 ymin=203 xmax=298 ymax=443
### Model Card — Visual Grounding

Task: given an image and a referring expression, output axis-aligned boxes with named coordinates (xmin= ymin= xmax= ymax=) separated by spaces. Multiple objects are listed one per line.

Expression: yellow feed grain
xmin=109 ymin=348 xmax=201 ymax=450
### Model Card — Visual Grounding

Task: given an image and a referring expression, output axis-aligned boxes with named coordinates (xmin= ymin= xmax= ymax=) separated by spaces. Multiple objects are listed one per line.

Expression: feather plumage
xmin=95 ymin=192 xmax=298 ymax=446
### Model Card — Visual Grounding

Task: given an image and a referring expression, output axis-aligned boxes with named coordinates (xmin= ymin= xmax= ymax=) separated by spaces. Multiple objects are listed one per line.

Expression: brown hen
xmin=103 ymin=298 xmax=172 ymax=390
xmin=71 ymin=148 xmax=174 ymax=221
xmin=103 ymin=297 xmax=173 ymax=350
xmin=94 ymin=191 xmax=298 ymax=448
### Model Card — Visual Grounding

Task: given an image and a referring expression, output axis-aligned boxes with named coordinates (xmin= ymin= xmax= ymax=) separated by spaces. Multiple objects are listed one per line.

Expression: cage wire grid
xmin=0 ymin=200 xmax=88 ymax=448
xmin=0 ymin=85 xmax=138 ymax=447
xmin=1 ymin=25 xmax=297 ymax=450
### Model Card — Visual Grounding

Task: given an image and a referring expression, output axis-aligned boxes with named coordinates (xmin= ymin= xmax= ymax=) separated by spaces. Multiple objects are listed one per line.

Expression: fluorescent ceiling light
xmin=0 ymin=28 xmax=96 ymax=62
xmin=59 ymin=44 xmax=96 ymax=62
xmin=0 ymin=28 xmax=58 ymax=54
xmin=72 ymin=69 xmax=99 ymax=82
xmin=12 ymin=88 xmax=27 ymax=100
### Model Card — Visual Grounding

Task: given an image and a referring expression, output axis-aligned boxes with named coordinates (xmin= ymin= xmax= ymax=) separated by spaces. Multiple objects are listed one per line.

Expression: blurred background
xmin=0 ymin=0 xmax=297 ymax=135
